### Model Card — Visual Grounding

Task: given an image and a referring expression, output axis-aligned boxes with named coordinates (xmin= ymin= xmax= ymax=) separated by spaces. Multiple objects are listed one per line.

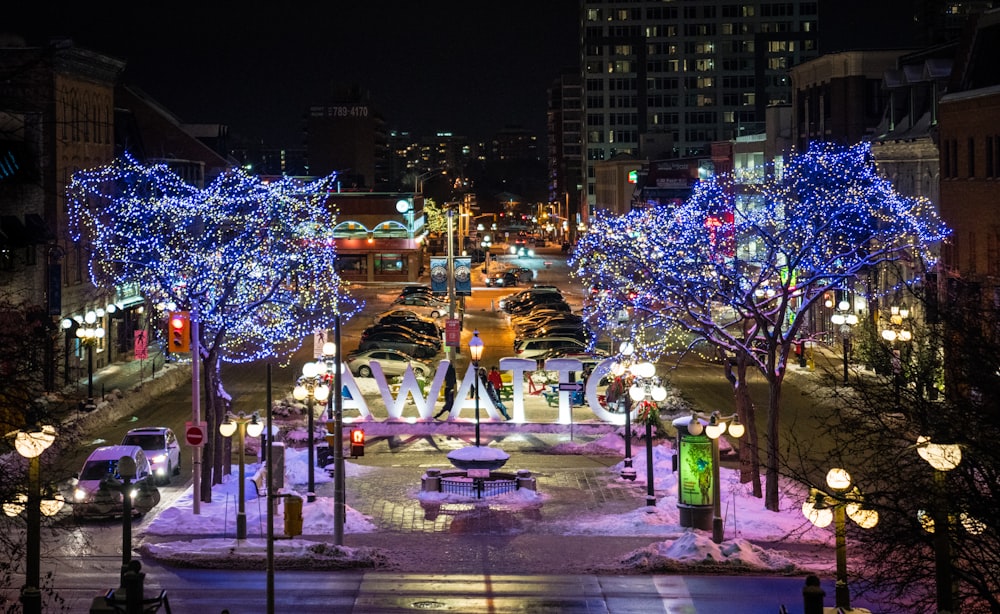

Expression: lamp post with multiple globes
xmin=219 ymin=413 xmax=264 ymax=539
xmin=916 ymin=436 xmax=962 ymax=614
xmin=293 ymin=363 xmax=330 ymax=503
xmin=10 ymin=424 xmax=61 ymax=614
xmin=801 ymin=467 xmax=879 ymax=610
xmin=76 ymin=310 xmax=105 ymax=409
xmin=626 ymin=361 xmax=667 ymax=507
xmin=881 ymin=304 xmax=912 ymax=406
xmin=610 ymin=342 xmax=637 ymax=482
xmin=830 ymin=299 xmax=858 ymax=384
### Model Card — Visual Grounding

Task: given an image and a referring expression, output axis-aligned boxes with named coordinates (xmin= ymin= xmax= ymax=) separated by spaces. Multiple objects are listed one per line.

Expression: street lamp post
xmin=12 ymin=424 xmax=59 ymax=614
xmin=916 ymin=436 xmax=962 ymax=613
xmin=611 ymin=342 xmax=636 ymax=481
xmin=881 ymin=304 xmax=912 ymax=407
xmin=830 ymin=300 xmax=858 ymax=384
xmin=293 ymin=363 xmax=330 ymax=503
xmin=319 ymin=328 xmax=346 ymax=545
xmin=802 ymin=467 xmax=879 ymax=610
xmin=688 ymin=411 xmax=745 ymax=542
xmin=219 ymin=413 xmax=264 ymax=540
xmin=627 ymin=361 xmax=667 ymax=507
xmin=76 ymin=311 xmax=105 ymax=409
xmin=469 ymin=330 xmax=484 ymax=447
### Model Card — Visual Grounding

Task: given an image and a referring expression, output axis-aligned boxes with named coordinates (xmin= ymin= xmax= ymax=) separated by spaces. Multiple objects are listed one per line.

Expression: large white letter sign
xmin=542 ymin=358 xmax=582 ymax=424
xmin=585 ymin=358 xmax=625 ymax=423
xmin=370 ymin=361 xmax=433 ymax=419
xmin=340 ymin=365 xmax=371 ymax=418
xmin=499 ymin=358 xmax=535 ymax=423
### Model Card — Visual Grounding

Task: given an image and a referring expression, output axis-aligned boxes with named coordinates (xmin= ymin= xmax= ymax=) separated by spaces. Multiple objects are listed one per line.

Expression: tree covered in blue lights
xmin=572 ymin=141 xmax=949 ymax=511
xmin=67 ymin=154 xmax=360 ymax=501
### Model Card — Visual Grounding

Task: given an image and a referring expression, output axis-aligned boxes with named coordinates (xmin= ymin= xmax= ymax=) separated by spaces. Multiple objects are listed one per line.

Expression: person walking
xmin=485 ymin=366 xmax=511 ymax=420
xmin=434 ymin=362 xmax=457 ymax=419
xmin=487 ymin=365 xmax=504 ymax=393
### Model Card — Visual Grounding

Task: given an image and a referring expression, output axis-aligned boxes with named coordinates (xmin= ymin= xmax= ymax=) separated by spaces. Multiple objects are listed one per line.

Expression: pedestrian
xmin=434 ymin=362 xmax=457 ymax=419
xmin=484 ymin=367 xmax=511 ymax=420
xmin=487 ymin=365 xmax=503 ymax=392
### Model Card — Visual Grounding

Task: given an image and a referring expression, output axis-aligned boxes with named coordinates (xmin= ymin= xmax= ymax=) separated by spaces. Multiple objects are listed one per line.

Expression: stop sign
xmin=185 ymin=422 xmax=206 ymax=446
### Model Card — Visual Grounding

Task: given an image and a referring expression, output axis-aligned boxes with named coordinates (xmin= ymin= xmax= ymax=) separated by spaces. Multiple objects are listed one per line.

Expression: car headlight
xmin=74 ymin=488 xmax=87 ymax=501
xmin=151 ymin=454 xmax=167 ymax=464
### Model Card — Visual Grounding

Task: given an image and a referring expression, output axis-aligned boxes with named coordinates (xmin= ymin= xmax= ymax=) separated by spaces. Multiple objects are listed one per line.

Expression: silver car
xmin=347 ymin=348 xmax=433 ymax=378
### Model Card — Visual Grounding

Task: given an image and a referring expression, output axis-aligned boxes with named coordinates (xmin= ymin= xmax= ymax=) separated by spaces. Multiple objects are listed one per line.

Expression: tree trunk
xmin=765 ymin=374 xmax=783 ymax=511
xmin=725 ymin=352 xmax=762 ymax=498
xmin=199 ymin=347 xmax=231 ymax=503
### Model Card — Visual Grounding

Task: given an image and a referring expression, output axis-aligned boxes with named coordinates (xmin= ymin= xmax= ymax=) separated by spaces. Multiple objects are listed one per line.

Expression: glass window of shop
xmin=374 ymin=253 xmax=407 ymax=275
xmin=337 ymin=255 xmax=367 ymax=275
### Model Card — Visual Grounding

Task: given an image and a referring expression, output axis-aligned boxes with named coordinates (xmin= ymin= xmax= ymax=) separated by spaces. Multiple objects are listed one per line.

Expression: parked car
xmin=391 ymin=295 xmax=448 ymax=318
xmin=357 ymin=328 xmax=439 ymax=358
xmin=485 ymin=271 xmax=518 ymax=287
xmin=373 ymin=310 xmax=442 ymax=339
xmin=515 ymin=323 xmax=593 ymax=345
xmin=120 ymin=427 xmax=181 ymax=485
xmin=499 ymin=288 xmax=563 ymax=310
xmin=347 ymin=349 xmax=433 ymax=378
xmin=362 ymin=323 xmax=441 ymax=350
xmin=505 ymin=266 xmax=534 ymax=283
xmin=73 ymin=445 xmax=161 ymax=519
xmin=398 ymin=285 xmax=433 ymax=298
xmin=511 ymin=311 xmax=582 ymax=331
xmin=504 ymin=297 xmax=571 ymax=316
xmin=513 ymin=336 xmax=588 ymax=360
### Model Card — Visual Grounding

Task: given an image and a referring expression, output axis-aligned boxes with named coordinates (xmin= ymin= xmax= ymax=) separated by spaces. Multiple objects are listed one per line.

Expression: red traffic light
xmin=350 ymin=428 xmax=365 ymax=457
xmin=168 ymin=311 xmax=191 ymax=353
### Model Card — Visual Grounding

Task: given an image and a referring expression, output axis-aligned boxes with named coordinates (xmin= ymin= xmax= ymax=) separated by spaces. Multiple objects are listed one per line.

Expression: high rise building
xmin=580 ymin=0 xmax=820 ymax=211
xmin=547 ymin=70 xmax=583 ymax=236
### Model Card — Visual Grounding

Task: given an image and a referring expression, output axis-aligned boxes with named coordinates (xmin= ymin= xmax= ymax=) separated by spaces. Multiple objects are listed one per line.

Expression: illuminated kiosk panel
xmin=673 ymin=415 xmax=713 ymax=530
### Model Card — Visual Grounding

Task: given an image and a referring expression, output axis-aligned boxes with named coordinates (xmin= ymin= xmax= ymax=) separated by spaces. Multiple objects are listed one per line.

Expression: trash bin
xmin=284 ymin=494 xmax=303 ymax=537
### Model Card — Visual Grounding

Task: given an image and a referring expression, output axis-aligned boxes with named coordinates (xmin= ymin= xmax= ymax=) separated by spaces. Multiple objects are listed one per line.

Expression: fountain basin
xmin=446 ymin=446 xmax=510 ymax=471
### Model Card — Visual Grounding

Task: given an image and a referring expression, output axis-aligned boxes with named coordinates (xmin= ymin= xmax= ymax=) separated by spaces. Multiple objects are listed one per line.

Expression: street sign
xmin=445 ymin=318 xmax=460 ymax=347
xmin=185 ymin=421 xmax=207 ymax=447
xmin=313 ymin=330 xmax=328 ymax=358
xmin=558 ymin=382 xmax=584 ymax=392
xmin=134 ymin=330 xmax=148 ymax=360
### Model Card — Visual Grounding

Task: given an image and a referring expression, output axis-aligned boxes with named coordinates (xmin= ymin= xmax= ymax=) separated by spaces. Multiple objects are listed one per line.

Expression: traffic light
xmin=168 ymin=311 xmax=190 ymax=353
xmin=350 ymin=428 xmax=365 ymax=457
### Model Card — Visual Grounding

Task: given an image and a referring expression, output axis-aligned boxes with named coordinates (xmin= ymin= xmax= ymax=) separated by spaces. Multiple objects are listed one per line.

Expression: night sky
xmin=11 ymin=1 xmax=917 ymax=149
xmin=11 ymin=1 xmax=579 ymax=147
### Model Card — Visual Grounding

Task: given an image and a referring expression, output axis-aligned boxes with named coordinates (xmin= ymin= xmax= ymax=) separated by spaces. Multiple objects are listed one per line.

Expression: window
xmin=969 ymin=137 xmax=976 ymax=178
xmin=374 ymin=254 xmax=407 ymax=275
xmin=337 ymin=255 xmax=367 ymax=275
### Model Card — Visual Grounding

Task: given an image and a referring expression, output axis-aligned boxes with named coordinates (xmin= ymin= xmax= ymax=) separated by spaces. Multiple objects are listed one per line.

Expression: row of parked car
xmin=501 ymin=287 xmax=606 ymax=362
xmin=348 ymin=286 xmax=446 ymax=373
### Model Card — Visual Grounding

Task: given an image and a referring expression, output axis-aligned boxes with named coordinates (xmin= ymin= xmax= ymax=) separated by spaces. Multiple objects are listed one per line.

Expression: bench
xmin=541 ymin=390 xmax=559 ymax=407
xmin=251 ymin=468 xmax=267 ymax=497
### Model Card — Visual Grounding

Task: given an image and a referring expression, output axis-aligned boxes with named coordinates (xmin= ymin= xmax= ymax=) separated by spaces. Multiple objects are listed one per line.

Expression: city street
xmin=30 ymin=245 xmax=872 ymax=613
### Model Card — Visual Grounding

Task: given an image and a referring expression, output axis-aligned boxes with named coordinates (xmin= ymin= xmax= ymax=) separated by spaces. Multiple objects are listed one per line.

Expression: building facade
xmin=580 ymin=0 xmax=819 ymax=211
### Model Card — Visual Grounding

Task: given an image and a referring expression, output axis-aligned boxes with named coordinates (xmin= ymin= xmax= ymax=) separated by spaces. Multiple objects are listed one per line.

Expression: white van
xmin=73 ymin=445 xmax=160 ymax=519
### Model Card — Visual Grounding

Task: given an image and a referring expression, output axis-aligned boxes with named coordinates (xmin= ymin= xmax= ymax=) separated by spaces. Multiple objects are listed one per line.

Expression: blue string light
xmin=67 ymin=153 xmax=361 ymax=363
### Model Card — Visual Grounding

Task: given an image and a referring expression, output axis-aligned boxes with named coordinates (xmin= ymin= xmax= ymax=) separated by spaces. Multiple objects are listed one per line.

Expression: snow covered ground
xmin=138 ymin=435 xmax=836 ymax=577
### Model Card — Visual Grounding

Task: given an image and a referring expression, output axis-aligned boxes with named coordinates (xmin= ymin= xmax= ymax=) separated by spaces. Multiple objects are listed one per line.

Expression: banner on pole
xmin=430 ymin=257 xmax=448 ymax=294
xmin=455 ymin=257 xmax=472 ymax=296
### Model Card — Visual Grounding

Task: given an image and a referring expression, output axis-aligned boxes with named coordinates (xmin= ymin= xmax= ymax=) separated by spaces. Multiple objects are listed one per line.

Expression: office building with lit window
xmin=580 ymin=1 xmax=819 ymax=211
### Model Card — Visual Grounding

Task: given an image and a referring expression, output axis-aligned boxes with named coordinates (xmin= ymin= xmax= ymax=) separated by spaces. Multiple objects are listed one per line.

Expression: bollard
xmin=516 ymin=469 xmax=537 ymax=492
xmin=803 ymin=574 xmax=825 ymax=614
xmin=284 ymin=494 xmax=303 ymax=537
xmin=422 ymin=468 xmax=442 ymax=492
